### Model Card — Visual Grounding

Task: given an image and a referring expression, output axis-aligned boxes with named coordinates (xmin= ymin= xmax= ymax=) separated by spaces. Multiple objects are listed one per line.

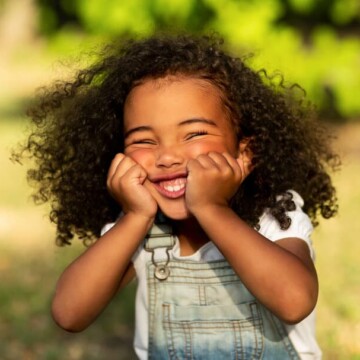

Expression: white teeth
xmin=163 ymin=183 xmax=185 ymax=192
xmin=161 ymin=179 xmax=186 ymax=192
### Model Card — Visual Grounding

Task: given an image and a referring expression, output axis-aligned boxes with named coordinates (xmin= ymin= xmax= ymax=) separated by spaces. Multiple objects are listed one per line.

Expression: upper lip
xmin=150 ymin=171 xmax=188 ymax=182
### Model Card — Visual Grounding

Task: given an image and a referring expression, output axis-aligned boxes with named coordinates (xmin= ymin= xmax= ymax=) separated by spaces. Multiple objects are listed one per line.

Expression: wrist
xmin=190 ymin=202 xmax=230 ymax=219
xmin=122 ymin=211 xmax=155 ymax=233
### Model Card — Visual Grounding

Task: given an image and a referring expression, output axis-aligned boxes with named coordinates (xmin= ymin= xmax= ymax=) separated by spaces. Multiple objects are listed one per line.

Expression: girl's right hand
xmin=107 ymin=153 xmax=157 ymax=219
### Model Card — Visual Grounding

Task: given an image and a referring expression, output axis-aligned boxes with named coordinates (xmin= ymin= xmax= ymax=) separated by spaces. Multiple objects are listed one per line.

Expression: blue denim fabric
xmin=145 ymin=227 xmax=300 ymax=360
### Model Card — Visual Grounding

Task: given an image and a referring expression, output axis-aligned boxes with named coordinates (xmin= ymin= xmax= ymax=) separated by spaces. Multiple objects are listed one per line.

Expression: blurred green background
xmin=1 ymin=0 xmax=360 ymax=359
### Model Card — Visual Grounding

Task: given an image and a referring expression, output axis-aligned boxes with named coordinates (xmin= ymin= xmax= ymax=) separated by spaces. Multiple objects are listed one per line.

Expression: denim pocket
xmin=162 ymin=301 xmax=264 ymax=360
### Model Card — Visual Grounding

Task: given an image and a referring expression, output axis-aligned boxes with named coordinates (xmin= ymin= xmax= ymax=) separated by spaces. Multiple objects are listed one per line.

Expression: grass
xmin=0 ymin=226 xmax=137 ymax=360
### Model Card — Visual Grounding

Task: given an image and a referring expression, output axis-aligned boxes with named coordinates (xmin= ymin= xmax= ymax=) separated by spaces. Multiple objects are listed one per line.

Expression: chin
xmin=158 ymin=204 xmax=191 ymax=221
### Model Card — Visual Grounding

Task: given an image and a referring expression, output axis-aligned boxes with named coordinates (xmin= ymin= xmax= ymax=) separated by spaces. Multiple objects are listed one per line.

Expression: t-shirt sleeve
xmin=258 ymin=191 xmax=315 ymax=259
xmin=100 ymin=222 xmax=116 ymax=236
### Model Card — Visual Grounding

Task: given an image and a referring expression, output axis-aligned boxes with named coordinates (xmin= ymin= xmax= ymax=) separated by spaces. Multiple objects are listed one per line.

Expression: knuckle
xmin=198 ymin=153 xmax=209 ymax=160
xmin=115 ymin=153 xmax=125 ymax=160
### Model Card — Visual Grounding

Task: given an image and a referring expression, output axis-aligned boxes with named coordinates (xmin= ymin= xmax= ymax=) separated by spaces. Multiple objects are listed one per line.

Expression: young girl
xmin=19 ymin=34 xmax=339 ymax=359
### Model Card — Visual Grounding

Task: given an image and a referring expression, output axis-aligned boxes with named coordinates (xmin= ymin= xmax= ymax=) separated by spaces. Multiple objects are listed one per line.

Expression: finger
xmin=221 ymin=152 xmax=242 ymax=176
xmin=122 ymin=163 xmax=148 ymax=185
xmin=107 ymin=155 xmax=137 ymax=189
xmin=107 ymin=162 xmax=148 ymax=200
xmin=107 ymin=153 xmax=126 ymax=180
xmin=194 ymin=154 xmax=220 ymax=169
xmin=186 ymin=158 xmax=203 ymax=175
xmin=208 ymin=152 xmax=234 ymax=172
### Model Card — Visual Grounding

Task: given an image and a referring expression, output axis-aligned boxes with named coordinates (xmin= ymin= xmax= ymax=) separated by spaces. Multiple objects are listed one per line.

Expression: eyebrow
xmin=178 ymin=118 xmax=217 ymax=127
xmin=124 ymin=118 xmax=217 ymax=139
xmin=124 ymin=126 xmax=152 ymax=139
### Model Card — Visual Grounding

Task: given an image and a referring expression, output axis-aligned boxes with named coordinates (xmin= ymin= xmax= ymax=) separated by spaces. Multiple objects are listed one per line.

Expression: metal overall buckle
xmin=144 ymin=223 xmax=175 ymax=281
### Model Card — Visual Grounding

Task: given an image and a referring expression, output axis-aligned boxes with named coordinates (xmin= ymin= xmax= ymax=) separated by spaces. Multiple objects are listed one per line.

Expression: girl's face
xmin=123 ymin=76 xmax=239 ymax=220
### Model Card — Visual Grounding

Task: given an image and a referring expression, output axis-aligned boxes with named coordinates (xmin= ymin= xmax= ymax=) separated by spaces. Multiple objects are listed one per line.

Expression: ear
xmin=236 ymin=138 xmax=253 ymax=175
xmin=237 ymin=138 xmax=252 ymax=163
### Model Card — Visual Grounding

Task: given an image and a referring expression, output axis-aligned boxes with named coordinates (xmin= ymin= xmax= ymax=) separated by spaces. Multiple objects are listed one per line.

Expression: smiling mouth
xmin=154 ymin=177 xmax=187 ymax=198
xmin=160 ymin=178 xmax=186 ymax=192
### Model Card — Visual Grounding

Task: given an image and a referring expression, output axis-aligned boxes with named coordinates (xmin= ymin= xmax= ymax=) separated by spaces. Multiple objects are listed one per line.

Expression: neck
xmin=171 ymin=217 xmax=210 ymax=256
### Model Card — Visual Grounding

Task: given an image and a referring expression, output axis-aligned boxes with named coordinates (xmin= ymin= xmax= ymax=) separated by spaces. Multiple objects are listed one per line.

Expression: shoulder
xmin=258 ymin=190 xmax=315 ymax=257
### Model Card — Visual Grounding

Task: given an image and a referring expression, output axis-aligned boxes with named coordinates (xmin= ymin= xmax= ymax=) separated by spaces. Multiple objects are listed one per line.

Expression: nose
xmin=155 ymin=145 xmax=184 ymax=168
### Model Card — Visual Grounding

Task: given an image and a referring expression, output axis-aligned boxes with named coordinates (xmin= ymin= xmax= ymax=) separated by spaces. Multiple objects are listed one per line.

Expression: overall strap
xmin=144 ymin=218 xmax=176 ymax=281
xmin=145 ymin=222 xmax=176 ymax=250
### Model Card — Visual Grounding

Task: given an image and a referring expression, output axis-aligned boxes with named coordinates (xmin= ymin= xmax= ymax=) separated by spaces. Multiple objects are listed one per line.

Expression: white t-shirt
xmin=102 ymin=190 xmax=322 ymax=360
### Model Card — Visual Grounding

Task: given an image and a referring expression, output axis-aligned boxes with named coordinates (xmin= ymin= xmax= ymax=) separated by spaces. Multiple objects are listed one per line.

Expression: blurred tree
xmin=277 ymin=0 xmax=360 ymax=42
xmin=35 ymin=0 xmax=359 ymax=38
xmin=149 ymin=0 xmax=216 ymax=34
xmin=33 ymin=0 xmax=360 ymax=119
xmin=37 ymin=0 xmax=80 ymax=34
xmin=35 ymin=0 xmax=217 ymax=35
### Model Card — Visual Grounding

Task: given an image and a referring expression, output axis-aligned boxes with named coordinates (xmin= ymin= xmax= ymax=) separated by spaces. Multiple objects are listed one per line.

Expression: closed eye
xmin=186 ymin=130 xmax=208 ymax=140
xmin=126 ymin=138 xmax=156 ymax=146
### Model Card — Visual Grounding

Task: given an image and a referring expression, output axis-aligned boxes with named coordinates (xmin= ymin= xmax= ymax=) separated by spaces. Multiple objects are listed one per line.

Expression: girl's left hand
xmin=185 ymin=151 xmax=251 ymax=215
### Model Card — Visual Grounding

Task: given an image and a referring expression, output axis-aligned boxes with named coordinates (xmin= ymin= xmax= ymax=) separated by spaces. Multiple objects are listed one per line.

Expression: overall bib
xmin=145 ymin=222 xmax=301 ymax=360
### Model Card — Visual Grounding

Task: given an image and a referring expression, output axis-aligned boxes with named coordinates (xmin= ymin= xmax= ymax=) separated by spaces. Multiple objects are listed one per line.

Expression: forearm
xmin=52 ymin=212 xmax=153 ymax=331
xmin=194 ymin=205 xmax=318 ymax=324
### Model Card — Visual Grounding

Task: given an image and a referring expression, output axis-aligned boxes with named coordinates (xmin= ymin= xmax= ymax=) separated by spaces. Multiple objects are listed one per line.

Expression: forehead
xmin=124 ymin=76 xmax=228 ymax=122
xmin=126 ymin=75 xmax=224 ymax=101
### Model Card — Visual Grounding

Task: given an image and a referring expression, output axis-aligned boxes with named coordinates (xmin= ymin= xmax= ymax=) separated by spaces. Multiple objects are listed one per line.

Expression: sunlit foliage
xmin=34 ymin=0 xmax=360 ymax=118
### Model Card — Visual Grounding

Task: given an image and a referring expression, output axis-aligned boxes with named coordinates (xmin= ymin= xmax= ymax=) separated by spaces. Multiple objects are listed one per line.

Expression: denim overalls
xmin=144 ymin=221 xmax=301 ymax=360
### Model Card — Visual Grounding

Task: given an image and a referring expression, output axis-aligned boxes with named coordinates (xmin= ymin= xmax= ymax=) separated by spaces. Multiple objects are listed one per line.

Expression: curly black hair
xmin=15 ymin=34 xmax=339 ymax=245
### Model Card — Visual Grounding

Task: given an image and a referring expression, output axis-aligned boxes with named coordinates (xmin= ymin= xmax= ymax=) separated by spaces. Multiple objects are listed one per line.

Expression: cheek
xmin=186 ymin=141 xmax=238 ymax=158
xmin=124 ymin=149 xmax=154 ymax=167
